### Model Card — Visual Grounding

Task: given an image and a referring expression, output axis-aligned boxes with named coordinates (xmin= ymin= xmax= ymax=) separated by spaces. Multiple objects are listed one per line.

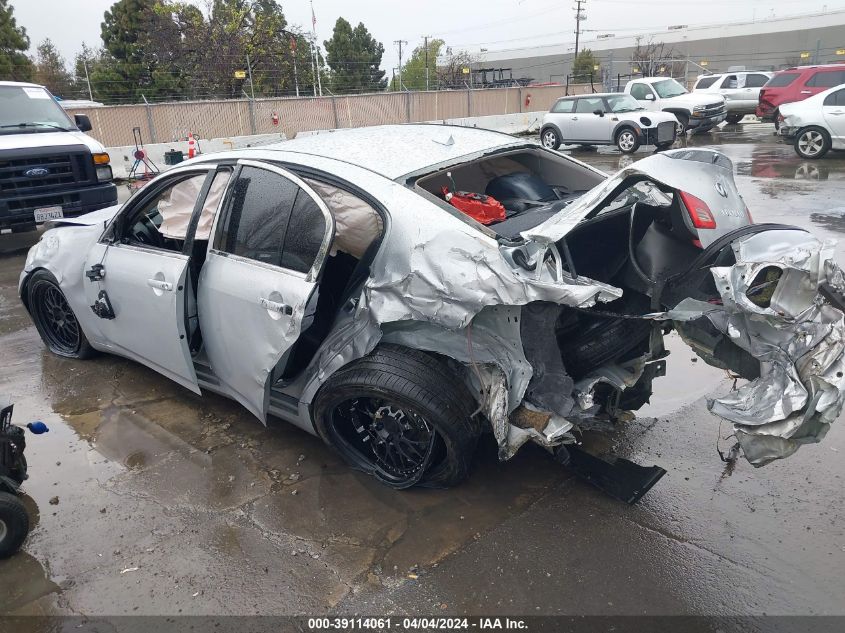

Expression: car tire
xmin=725 ymin=114 xmax=743 ymax=125
xmin=313 ymin=345 xmax=482 ymax=490
xmin=615 ymin=128 xmax=640 ymax=153
xmin=558 ymin=313 xmax=652 ymax=379
xmin=675 ymin=113 xmax=689 ymax=135
xmin=794 ymin=126 xmax=831 ymax=159
xmin=541 ymin=127 xmax=561 ymax=150
xmin=0 ymin=492 xmax=29 ymax=559
xmin=27 ymin=270 xmax=95 ymax=359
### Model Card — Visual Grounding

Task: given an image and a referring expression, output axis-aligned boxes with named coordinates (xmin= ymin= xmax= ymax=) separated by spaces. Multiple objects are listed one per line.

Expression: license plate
xmin=34 ymin=206 xmax=63 ymax=222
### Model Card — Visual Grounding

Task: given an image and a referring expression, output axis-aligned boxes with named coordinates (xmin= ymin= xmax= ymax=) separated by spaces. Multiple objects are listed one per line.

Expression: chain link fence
xmin=63 ymin=84 xmax=592 ymax=147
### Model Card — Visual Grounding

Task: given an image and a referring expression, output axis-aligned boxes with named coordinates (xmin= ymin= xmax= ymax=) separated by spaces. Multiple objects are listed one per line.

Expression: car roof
xmin=556 ymin=93 xmax=624 ymax=99
xmin=258 ymin=124 xmax=525 ymax=180
xmin=779 ymin=63 xmax=845 ymax=72
xmin=0 ymin=81 xmax=45 ymax=89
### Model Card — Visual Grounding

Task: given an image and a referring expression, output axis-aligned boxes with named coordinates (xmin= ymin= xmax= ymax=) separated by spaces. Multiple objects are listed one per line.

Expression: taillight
xmin=679 ymin=190 xmax=716 ymax=229
xmin=776 ymin=112 xmax=785 ymax=123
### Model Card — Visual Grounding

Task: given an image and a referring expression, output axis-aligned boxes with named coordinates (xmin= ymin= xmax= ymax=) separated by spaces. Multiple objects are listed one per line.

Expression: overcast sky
xmin=10 ymin=0 xmax=841 ymax=78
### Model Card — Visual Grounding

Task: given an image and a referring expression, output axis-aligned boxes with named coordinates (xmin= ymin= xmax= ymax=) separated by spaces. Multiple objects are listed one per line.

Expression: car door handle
xmin=571 ymin=116 xmax=578 ymax=120
xmin=146 ymin=278 xmax=173 ymax=292
xmin=831 ymin=110 xmax=845 ymax=115
xmin=800 ymin=90 xmax=812 ymax=94
xmin=259 ymin=297 xmax=293 ymax=315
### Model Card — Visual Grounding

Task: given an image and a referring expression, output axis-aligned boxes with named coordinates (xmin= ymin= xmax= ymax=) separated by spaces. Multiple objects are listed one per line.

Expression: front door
xmin=571 ymin=96 xmax=614 ymax=142
xmin=823 ymin=88 xmax=845 ymax=144
xmin=83 ymin=167 xmax=218 ymax=393
xmin=197 ymin=160 xmax=335 ymax=422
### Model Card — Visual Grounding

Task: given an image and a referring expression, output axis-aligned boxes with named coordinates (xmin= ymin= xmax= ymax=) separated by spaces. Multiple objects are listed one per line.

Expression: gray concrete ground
xmin=1 ymin=123 xmax=844 ymax=624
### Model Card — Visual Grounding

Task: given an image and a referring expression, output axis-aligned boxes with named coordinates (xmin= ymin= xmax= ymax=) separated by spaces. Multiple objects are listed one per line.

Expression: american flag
xmin=311 ymin=2 xmax=316 ymax=31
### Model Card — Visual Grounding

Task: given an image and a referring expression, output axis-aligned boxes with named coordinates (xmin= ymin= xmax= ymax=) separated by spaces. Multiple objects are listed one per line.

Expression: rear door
xmin=82 ymin=166 xmax=218 ymax=393
xmin=822 ymin=88 xmax=845 ymax=144
xmin=803 ymin=69 xmax=845 ymax=99
xmin=197 ymin=160 xmax=335 ymax=422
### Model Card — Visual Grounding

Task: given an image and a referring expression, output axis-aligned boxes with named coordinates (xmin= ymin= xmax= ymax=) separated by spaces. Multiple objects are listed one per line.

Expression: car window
xmin=280 ymin=190 xmax=327 ymax=273
xmin=551 ymin=99 xmax=575 ymax=113
xmin=695 ymin=76 xmax=720 ymax=89
xmin=217 ymin=166 xmax=298 ymax=266
xmin=806 ymin=70 xmax=845 ymax=88
xmin=122 ymin=173 xmax=208 ymax=250
xmin=765 ymin=72 xmax=799 ymax=87
xmin=720 ymin=75 xmax=738 ymax=89
xmin=652 ymin=78 xmax=688 ymax=98
xmin=745 ymin=73 xmax=769 ymax=88
xmin=575 ymin=97 xmax=604 ymax=113
xmin=606 ymin=94 xmax=642 ymax=112
xmin=823 ymin=89 xmax=845 ymax=107
xmin=629 ymin=83 xmax=652 ymax=100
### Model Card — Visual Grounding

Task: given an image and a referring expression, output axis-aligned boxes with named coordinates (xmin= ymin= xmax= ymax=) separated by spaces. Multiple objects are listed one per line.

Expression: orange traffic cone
xmin=187 ymin=133 xmax=196 ymax=159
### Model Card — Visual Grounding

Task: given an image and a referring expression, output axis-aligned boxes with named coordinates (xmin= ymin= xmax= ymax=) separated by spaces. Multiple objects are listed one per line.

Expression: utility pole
xmin=395 ymin=39 xmax=408 ymax=90
xmin=424 ymin=36 xmax=430 ymax=91
xmin=83 ymin=59 xmax=94 ymax=101
xmin=573 ymin=0 xmax=586 ymax=63
xmin=246 ymin=52 xmax=256 ymax=99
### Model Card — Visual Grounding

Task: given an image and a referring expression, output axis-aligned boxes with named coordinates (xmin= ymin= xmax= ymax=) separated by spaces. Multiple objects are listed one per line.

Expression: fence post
xmin=565 ymin=75 xmax=570 ymax=97
xmin=405 ymin=91 xmax=411 ymax=122
xmin=247 ymin=97 xmax=257 ymax=135
xmin=518 ymin=86 xmax=523 ymax=114
xmin=331 ymin=96 xmax=339 ymax=129
xmin=466 ymin=89 xmax=472 ymax=117
xmin=141 ymin=94 xmax=157 ymax=143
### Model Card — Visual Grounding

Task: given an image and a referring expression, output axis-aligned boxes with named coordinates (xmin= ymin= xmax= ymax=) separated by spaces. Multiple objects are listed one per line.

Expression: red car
xmin=757 ymin=63 xmax=845 ymax=122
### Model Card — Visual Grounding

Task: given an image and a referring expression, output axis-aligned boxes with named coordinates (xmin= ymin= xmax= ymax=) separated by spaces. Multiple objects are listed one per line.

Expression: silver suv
xmin=692 ymin=71 xmax=773 ymax=123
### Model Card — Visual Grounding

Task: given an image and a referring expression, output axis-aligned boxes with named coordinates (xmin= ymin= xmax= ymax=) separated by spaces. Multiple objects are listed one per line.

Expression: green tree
xmin=99 ymin=0 xmax=186 ymax=102
xmin=34 ymin=39 xmax=74 ymax=97
xmin=0 ymin=0 xmax=33 ymax=81
xmin=571 ymin=49 xmax=599 ymax=83
xmin=394 ymin=38 xmax=443 ymax=91
xmin=324 ymin=18 xmax=386 ymax=94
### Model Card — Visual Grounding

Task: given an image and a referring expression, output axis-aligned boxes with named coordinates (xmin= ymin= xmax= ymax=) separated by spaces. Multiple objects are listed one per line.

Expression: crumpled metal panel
xmin=667 ymin=229 xmax=845 ymax=466
xmin=521 ymin=149 xmax=750 ymax=248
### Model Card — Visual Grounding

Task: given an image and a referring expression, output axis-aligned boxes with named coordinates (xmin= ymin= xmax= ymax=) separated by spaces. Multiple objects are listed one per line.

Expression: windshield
xmin=0 ymin=85 xmax=75 ymax=134
xmin=652 ymin=78 xmax=688 ymax=99
xmin=606 ymin=94 xmax=643 ymax=113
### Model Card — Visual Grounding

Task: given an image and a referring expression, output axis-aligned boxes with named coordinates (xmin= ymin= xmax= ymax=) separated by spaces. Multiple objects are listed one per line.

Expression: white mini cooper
xmin=540 ymin=93 xmax=679 ymax=153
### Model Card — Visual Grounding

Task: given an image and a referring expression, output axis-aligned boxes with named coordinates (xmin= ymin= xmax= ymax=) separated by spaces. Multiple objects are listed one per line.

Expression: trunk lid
xmin=521 ymin=148 xmax=751 ymax=248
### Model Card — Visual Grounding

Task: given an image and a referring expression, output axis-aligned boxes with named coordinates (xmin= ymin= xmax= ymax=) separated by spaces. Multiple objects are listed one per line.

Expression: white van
xmin=0 ymin=81 xmax=117 ymax=233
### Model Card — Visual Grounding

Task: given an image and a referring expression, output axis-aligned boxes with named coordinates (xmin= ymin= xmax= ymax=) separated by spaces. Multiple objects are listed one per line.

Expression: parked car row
xmin=541 ymin=63 xmax=845 ymax=160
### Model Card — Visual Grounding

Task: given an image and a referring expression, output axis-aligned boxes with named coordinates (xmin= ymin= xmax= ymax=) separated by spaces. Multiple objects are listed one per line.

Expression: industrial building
xmin=452 ymin=10 xmax=845 ymax=88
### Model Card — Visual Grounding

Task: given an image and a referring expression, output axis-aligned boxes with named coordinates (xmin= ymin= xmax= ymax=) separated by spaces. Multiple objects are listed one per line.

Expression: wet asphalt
xmin=1 ymin=123 xmax=844 ymax=623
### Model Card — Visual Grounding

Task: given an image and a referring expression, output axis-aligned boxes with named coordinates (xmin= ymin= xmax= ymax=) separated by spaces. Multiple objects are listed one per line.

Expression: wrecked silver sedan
xmin=18 ymin=125 xmax=845 ymax=500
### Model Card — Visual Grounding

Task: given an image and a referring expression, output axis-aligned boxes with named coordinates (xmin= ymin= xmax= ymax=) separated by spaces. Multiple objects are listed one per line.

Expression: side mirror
xmin=74 ymin=114 xmax=92 ymax=132
xmin=593 ymin=109 xmax=605 ymax=117
xmin=644 ymin=93 xmax=655 ymax=101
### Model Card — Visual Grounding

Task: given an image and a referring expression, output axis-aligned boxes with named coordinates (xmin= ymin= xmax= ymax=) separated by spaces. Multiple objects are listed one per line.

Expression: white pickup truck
xmin=624 ymin=77 xmax=727 ymax=134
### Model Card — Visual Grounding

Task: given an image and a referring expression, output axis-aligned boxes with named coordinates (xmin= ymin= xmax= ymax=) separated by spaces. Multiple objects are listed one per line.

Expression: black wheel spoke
xmin=33 ymin=281 xmax=80 ymax=354
xmin=331 ymin=397 xmax=436 ymax=485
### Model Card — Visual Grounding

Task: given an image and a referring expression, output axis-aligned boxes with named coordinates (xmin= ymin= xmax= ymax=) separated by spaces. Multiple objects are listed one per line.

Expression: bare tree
xmin=631 ymin=37 xmax=684 ymax=77
xmin=436 ymin=47 xmax=479 ymax=88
